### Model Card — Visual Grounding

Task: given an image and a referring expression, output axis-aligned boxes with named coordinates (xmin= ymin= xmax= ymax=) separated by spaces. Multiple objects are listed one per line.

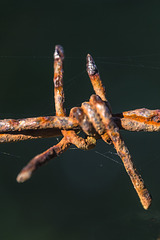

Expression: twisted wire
xmin=8 ymin=45 xmax=152 ymax=209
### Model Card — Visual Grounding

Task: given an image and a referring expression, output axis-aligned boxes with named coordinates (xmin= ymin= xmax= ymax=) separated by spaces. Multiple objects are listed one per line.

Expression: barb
xmin=17 ymin=137 xmax=70 ymax=182
xmin=17 ymin=45 xmax=70 ymax=182
xmin=89 ymin=95 xmax=152 ymax=210
xmin=17 ymin=46 xmax=97 ymax=182
xmin=86 ymin=54 xmax=112 ymax=112
xmin=1 ymin=45 xmax=158 ymax=210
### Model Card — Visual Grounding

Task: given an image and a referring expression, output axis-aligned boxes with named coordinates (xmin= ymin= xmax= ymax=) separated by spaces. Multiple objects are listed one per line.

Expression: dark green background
xmin=0 ymin=1 xmax=160 ymax=239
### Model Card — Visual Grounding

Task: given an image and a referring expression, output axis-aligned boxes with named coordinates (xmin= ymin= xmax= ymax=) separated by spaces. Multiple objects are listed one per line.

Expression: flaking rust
xmin=0 ymin=45 xmax=159 ymax=210
xmin=113 ymin=109 xmax=160 ymax=132
xmin=1 ymin=108 xmax=160 ymax=143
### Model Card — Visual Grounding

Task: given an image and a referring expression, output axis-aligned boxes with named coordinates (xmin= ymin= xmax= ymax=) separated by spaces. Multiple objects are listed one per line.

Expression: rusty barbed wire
xmin=0 ymin=108 xmax=160 ymax=143
xmin=1 ymin=45 xmax=159 ymax=210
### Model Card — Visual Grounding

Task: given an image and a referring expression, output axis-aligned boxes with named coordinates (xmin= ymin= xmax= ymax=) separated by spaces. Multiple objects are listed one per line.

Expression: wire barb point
xmin=16 ymin=171 xmax=32 ymax=183
xmin=54 ymin=45 xmax=64 ymax=60
xmin=86 ymin=54 xmax=99 ymax=76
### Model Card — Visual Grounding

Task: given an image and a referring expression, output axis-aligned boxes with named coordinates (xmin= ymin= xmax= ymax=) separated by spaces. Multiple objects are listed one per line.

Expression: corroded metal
xmin=53 ymin=45 xmax=66 ymax=117
xmin=0 ymin=109 xmax=160 ymax=143
xmin=0 ymin=116 xmax=78 ymax=133
xmin=86 ymin=54 xmax=106 ymax=101
xmin=86 ymin=54 xmax=112 ymax=112
xmin=17 ymin=137 xmax=70 ymax=182
xmin=17 ymin=46 xmax=97 ymax=183
xmin=114 ymin=108 xmax=160 ymax=132
xmin=69 ymin=107 xmax=97 ymax=137
xmin=0 ymin=129 xmax=62 ymax=143
xmin=1 ymin=45 xmax=159 ymax=210
xmin=89 ymin=95 xmax=152 ymax=210
xmin=17 ymin=45 xmax=70 ymax=182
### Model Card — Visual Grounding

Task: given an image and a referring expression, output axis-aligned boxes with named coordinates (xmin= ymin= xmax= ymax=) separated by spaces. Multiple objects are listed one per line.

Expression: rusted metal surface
xmin=17 ymin=137 xmax=70 ymax=182
xmin=0 ymin=129 xmax=62 ymax=143
xmin=86 ymin=54 xmax=107 ymax=102
xmin=1 ymin=44 xmax=159 ymax=209
xmin=0 ymin=115 xmax=77 ymax=143
xmin=114 ymin=108 xmax=160 ymax=132
xmin=53 ymin=46 xmax=97 ymax=150
xmin=89 ymin=95 xmax=152 ymax=210
xmin=86 ymin=54 xmax=112 ymax=112
xmin=0 ymin=109 xmax=160 ymax=143
xmin=0 ymin=116 xmax=78 ymax=132
xmin=17 ymin=46 xmax=97 ymax=182
xmin=17 ymin=45 xmax=71 ymax=182
xmin=53 ymin=45 xmax=66 ymax=117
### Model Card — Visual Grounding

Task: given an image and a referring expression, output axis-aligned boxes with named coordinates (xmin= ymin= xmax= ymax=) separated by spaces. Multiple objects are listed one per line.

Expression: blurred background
xmin=0 ymin=0 xmax=160 ymax=239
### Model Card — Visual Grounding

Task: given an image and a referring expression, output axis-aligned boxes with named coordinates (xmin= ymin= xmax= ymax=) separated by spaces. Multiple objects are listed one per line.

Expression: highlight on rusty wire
xmin=2 ymin=45 xmax=160 ymax=210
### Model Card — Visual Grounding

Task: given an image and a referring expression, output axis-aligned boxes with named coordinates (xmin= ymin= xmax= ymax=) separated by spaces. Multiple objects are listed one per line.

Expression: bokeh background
xmin=0 ymin=1 xmax=160 ymax=239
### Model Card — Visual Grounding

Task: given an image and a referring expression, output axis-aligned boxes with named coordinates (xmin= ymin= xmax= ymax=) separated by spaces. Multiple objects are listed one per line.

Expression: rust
xmin=81 ymin=101 xmax=111 ymax=144
xmin=0 ymin=110 xmax=160 ymax=144
xmin=0 ymin=129 xmax=62 ymax=143
xmin=113 ymin=108 xmax=160 ymax=132
xmin=1 ymin=44 xmax=158 ymax=210
xmin=89 ymin=94 xmax=152 ymax=210
xmin=86 ymin=54 xmax=112 ymax=112
xmin=17 ymin=45 xmax=70 ymax=182
xmin=69 ymin=107 xmax=97 ymax=137
xmin=53 ymin=45 xmax=65 ymax=117
xmin=86 ymin=54 xmax=106 ymax=101
xmin=122 ymin=108 xmax=160 ymax=131
xmin=17 ymin=137 xmax=70 ymax=182
xmin=17 ymin=45 xmax=97 ymax=183
xmin=0 ymin=116 xmax=78 ymax=133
